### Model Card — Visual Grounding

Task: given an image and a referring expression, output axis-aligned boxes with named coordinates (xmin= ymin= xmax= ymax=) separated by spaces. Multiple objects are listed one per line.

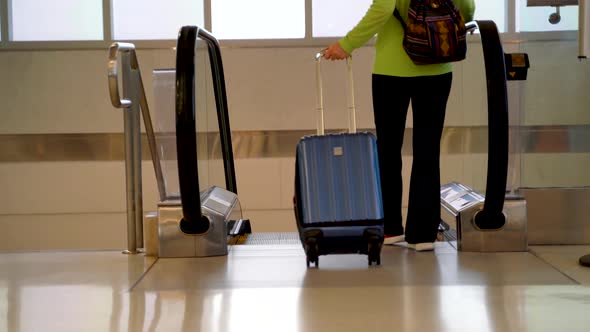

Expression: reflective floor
xmin=1 ymin=240 xmax=590 ymax=332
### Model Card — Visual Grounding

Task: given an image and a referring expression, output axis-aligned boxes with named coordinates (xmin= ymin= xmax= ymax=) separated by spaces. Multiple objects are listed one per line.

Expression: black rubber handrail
xmin=175 ymin=26 xmax=237 ymax=234
xmin=473 ymin=20 xmax=509 ymax=230
xmin=199 ymin=28 xmax=237 ymax=194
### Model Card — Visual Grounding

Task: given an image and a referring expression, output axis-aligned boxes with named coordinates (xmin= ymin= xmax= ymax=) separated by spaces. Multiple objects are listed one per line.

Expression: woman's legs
xmin=404 ymin=72 xmax=453 ymax=244
xmin=372 ymin=74 xmax=411 ymax=237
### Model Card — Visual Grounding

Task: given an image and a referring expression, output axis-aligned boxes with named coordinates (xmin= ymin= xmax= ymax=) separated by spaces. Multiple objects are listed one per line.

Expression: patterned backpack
xmin=394 ymin=0 xmax=467 ymax=65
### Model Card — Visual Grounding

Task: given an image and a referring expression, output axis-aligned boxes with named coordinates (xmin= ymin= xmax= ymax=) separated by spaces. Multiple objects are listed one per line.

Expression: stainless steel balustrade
xmin=107 ymin=42 xmax=166 ymax=254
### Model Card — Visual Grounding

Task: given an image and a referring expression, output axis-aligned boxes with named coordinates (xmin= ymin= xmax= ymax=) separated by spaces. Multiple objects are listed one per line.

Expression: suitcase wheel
xmin=368 ymin=254 xmax=381 ymax=266
xmin=367 ymin=235 xmax=382 ymax=266
xmin=304 ymin=237 xmax=320 ymax=268
xmin=368 ymin=253 xmax=380 ymax=266
xmin=306 ymin=256 xmax=319 ymax=268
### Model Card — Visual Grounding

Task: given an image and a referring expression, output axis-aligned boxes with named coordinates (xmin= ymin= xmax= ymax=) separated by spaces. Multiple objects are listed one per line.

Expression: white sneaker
xmin=407 ymin=242 xmax=435 ymax=251
xmin=383 ymin=235 xmax=405 ymax=245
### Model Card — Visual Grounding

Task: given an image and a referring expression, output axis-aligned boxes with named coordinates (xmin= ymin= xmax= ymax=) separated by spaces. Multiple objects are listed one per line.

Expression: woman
xmin=323 ymin=0 xmax=476 ymax=251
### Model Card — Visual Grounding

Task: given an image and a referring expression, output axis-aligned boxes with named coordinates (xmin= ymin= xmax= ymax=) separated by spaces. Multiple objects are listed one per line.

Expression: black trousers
xmin=372 ymin=72 xmax=452 ymax=244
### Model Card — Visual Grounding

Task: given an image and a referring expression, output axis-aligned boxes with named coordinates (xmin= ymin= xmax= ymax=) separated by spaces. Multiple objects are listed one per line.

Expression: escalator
xmin=158 ymin=25 xmax=308 ymax=256
xmin=169 ymin=22 xmax=533 ymax=254
xmin=110 ymin=21 xmax=533 ymax=257
xmin=439 ymin=21 xmax=530 ymax=252
xmin=151 ymin=26 xmax=251 ymax=257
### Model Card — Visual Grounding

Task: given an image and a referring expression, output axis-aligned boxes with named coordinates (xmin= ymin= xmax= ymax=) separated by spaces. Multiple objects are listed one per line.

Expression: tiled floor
xmin=1 ymin=241 xmax=590 ymax=332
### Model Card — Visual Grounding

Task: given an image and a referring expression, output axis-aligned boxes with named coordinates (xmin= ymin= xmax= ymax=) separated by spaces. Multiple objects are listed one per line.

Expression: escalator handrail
xmin=199 ymin=28 xmax=238 ymax=195
xmin=474 ymin=20 xmax=510 ymax=228
xmin=175 ymin=26 xmax=237 ymax=232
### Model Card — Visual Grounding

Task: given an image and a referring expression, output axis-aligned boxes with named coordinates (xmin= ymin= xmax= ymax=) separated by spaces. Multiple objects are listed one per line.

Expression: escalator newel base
xmin=440 ymin=182 xmax=528 ymax=253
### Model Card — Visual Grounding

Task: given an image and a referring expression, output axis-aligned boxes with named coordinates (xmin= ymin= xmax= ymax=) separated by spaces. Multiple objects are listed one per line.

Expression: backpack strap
xmin=393 ymin=8 xmax=407 ymax=29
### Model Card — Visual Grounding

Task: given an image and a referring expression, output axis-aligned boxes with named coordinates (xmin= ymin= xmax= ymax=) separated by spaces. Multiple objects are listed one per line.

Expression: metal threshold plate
xmin=231 ymin=232 xmax=301 ymax=245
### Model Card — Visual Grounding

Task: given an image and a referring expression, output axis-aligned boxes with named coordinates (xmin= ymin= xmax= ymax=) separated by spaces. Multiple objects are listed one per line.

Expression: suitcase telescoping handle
xmin=314 ymin=51 xmax=357 ymax=135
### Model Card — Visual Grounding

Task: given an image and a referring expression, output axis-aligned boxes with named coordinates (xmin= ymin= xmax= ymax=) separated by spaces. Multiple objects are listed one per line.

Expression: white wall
xmin=0 ymin=37 xmax=589 ymax=251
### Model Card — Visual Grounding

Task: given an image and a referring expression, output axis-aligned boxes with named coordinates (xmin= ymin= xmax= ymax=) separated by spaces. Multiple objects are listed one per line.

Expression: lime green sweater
xmin=339 ymin=0 xmax=476 ymax=77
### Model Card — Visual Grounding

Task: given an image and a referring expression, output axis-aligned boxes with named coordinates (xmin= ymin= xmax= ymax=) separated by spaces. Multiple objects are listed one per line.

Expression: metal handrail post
xmin=128 ymin=58 xmax=144 ymax=251
xmin=109 ymin=43 xmax=143 ymax=254
xmin=121 ymin=50 xmax=140 ymax=254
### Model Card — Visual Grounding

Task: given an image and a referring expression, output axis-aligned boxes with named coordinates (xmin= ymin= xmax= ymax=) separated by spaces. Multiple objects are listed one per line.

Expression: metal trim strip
xmin=0 ymin=125 xmax=589 ymax=162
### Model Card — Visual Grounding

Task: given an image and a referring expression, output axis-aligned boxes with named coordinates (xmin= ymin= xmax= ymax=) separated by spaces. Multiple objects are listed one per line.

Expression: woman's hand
xmin=323 ymin=42 xmax=349 ymax=60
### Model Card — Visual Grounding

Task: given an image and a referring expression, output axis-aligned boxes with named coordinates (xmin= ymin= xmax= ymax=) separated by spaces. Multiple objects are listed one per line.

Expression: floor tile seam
xmin=527 ymin=248 xmax=581 ymax=285
xmin=127 ymin=257 xmax=160 ymax=292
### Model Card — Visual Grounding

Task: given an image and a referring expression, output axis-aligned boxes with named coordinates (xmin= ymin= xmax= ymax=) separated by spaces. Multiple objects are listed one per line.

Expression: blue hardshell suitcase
xmin=293 ymin=54 xmax=384 ymax=267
